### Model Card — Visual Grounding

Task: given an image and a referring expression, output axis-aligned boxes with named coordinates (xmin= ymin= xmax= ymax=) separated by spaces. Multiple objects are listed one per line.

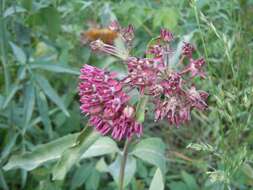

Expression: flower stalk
xmin=118 ymin=95 xmax=148 ymax=190
xmin=119 ymin=138 xmax=131 ymax=190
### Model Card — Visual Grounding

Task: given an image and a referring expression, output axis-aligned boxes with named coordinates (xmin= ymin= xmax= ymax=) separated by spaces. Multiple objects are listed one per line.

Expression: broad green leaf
xmin=135 ymin=96 xmax=148 ymax=123
xmin=136 ymin=160 xmax=148 ymax=178
xmin=3 ymin=133 xmax=78 ymax=171
xmin=4 ymin=6 xmax=26 ymax=17
xmin=52 ymin=128 xmax=100 ymax=180
xmin=131 ymin=138 xmax=166 ymax=174
xmin=36 ymin=89 xmax=53 ymax=139
xmin=108 ymin=155 xmax=136 ymax=188
xmin=2 ymin=84 xmax=21 ymax=109
xmin=35 ymin=74 xmax=69 ymax=116
xmin=96 ymin=158 xmax=108 ymax=173
xmin=181 ymin=171 xmax=198 ymax=190
xmin=30 ymin=63 xmax=80 ymax=75
xmin=36 ymin=180 xmax=62 ymax=190
xmin=9 ymin=42 xmax=26 ymax=64
xmin=149 ymin=168 xmax=164 ymax=190
xmin=168 ymin=182 xmax=188 ymax=190
xmin=85 ymin=169 xmax=101 ymax=190
xmin=70 ymin=163 xmax=93 ymax=190
xmin=81 ymin=137 xmax=119 ymax=158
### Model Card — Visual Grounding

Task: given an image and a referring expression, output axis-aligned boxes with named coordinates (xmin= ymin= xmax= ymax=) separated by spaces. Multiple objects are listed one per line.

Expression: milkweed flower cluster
xmin=79 ymin=22 xmax=208 ymax=140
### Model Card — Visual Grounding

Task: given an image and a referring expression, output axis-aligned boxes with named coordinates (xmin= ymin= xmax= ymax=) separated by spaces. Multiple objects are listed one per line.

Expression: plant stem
xmin=0 ymin=0 xmax=10 ymax=94
xmin=119 ymin=139 xmax=131 ymax=190
xmin=192 ymin=1 xmax=208 ymax=61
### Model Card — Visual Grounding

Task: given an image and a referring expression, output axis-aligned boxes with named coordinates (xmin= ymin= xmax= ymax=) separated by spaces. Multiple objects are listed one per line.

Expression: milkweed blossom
xmin=79 ymin=21 xmax=208 ymax=140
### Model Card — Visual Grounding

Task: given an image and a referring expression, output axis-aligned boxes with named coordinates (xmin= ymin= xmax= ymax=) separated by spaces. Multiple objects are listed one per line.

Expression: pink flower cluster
xmin=79 ymin=22 xmax=208 ymax=140
xmin=79 ymin=65 xmax=142 ymax=140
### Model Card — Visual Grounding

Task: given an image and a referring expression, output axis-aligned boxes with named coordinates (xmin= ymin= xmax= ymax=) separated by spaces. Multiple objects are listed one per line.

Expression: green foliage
xmin=149 ymin=168 xmax=164 ymax=190
xmin=131 ymin=138 xmax=166 ymax=174
xmin=109 ymin=155 xmax=137 ymax=188
xmin=0 ymin=0 xmax=253 ymax=189
xmin=52 ymin=128 xmax=100 ymax=180
xmin=3 ymin=133 xmax=78 ymax=171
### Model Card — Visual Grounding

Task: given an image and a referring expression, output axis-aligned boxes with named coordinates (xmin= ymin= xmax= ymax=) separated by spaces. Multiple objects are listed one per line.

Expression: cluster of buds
xmin=79 ymin=21 xmax=208 ymax=140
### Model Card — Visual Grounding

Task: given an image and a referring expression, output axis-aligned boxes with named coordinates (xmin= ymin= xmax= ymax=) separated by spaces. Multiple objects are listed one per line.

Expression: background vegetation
xmin=0 ymin=0 xmax=253 ymax=189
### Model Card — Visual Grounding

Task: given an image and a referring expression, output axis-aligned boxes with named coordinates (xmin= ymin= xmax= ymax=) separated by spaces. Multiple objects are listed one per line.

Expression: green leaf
xmin=181 ymin=171 xmax=198 ymax=190
xmin=149 ymin=168 xmax=164 ymax=190
xmin=153 ymin=8 xmax=179 ymax=30
xmin=96 ymin=158 xmax=108 ymax=173
xmin=21 ymin=169 xmax=27 ymax=188
xmin=0 ymin=132 xmax=19 ymax=160
xmin=36 ymin=89 xmax=53 ymax=139
xmin=3 ymin=133 xmax=78 ymax=171
xmin=21 ymin=0 xmax=32 ymax=11
xmin=85 ymin=169 xmax=101 ymax=190
xmin=4 ymin=6 xmax=26 ymax=17
xmin=2 ymin=84 xmax=21 ymax=109
xmin=136 ymin=160 xmax=148 ymax=178
xmin=40 ymin=7 xmax=61 ymax=38
xmin=9 ymin=42 xmax=26 ymax=64
xmin=168 ymin=182 xmax=188 ymax=190
xmin=70 ymin=163 xmax=93 ymax=190
xmin=35 ymin=74 xmax=70 ymax=117
xmin=23 ymin=83 xmax=35 ymax=127
xmin=131 ymin=138 xmax=166 ymax=174
xmin=108 ymin=155 xmax=136 ymax=188
xmin=0 ymin=170 xmax=9 ymax=190
xmin=30 ymin=63 xmax=80 ymax=75
xmin=81 ymin=137 xmax=119 ymax=158
xmin=242 ymin=163 xmax=253 ymax=179
xmin=135 ymin=96 xmax=148 ymax=123
xmin=52 ymin=128 xmax=100 ymax=180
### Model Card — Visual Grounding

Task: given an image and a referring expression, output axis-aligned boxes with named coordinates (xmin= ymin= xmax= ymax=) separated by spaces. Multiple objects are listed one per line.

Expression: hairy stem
xmin=119 ymin=139 xmax=131 ymax=190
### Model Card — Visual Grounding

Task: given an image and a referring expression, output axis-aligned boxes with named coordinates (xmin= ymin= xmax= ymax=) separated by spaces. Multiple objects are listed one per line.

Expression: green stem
xmin=119 ymin=95 xmax=148 ymax=190
xmin=0 ymin=0 xmax=10 ymax=94
xmin=192 ymin=1 xmax=208 ymax=61
xmin=119 ymin=139 xmax=131 ymax=190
